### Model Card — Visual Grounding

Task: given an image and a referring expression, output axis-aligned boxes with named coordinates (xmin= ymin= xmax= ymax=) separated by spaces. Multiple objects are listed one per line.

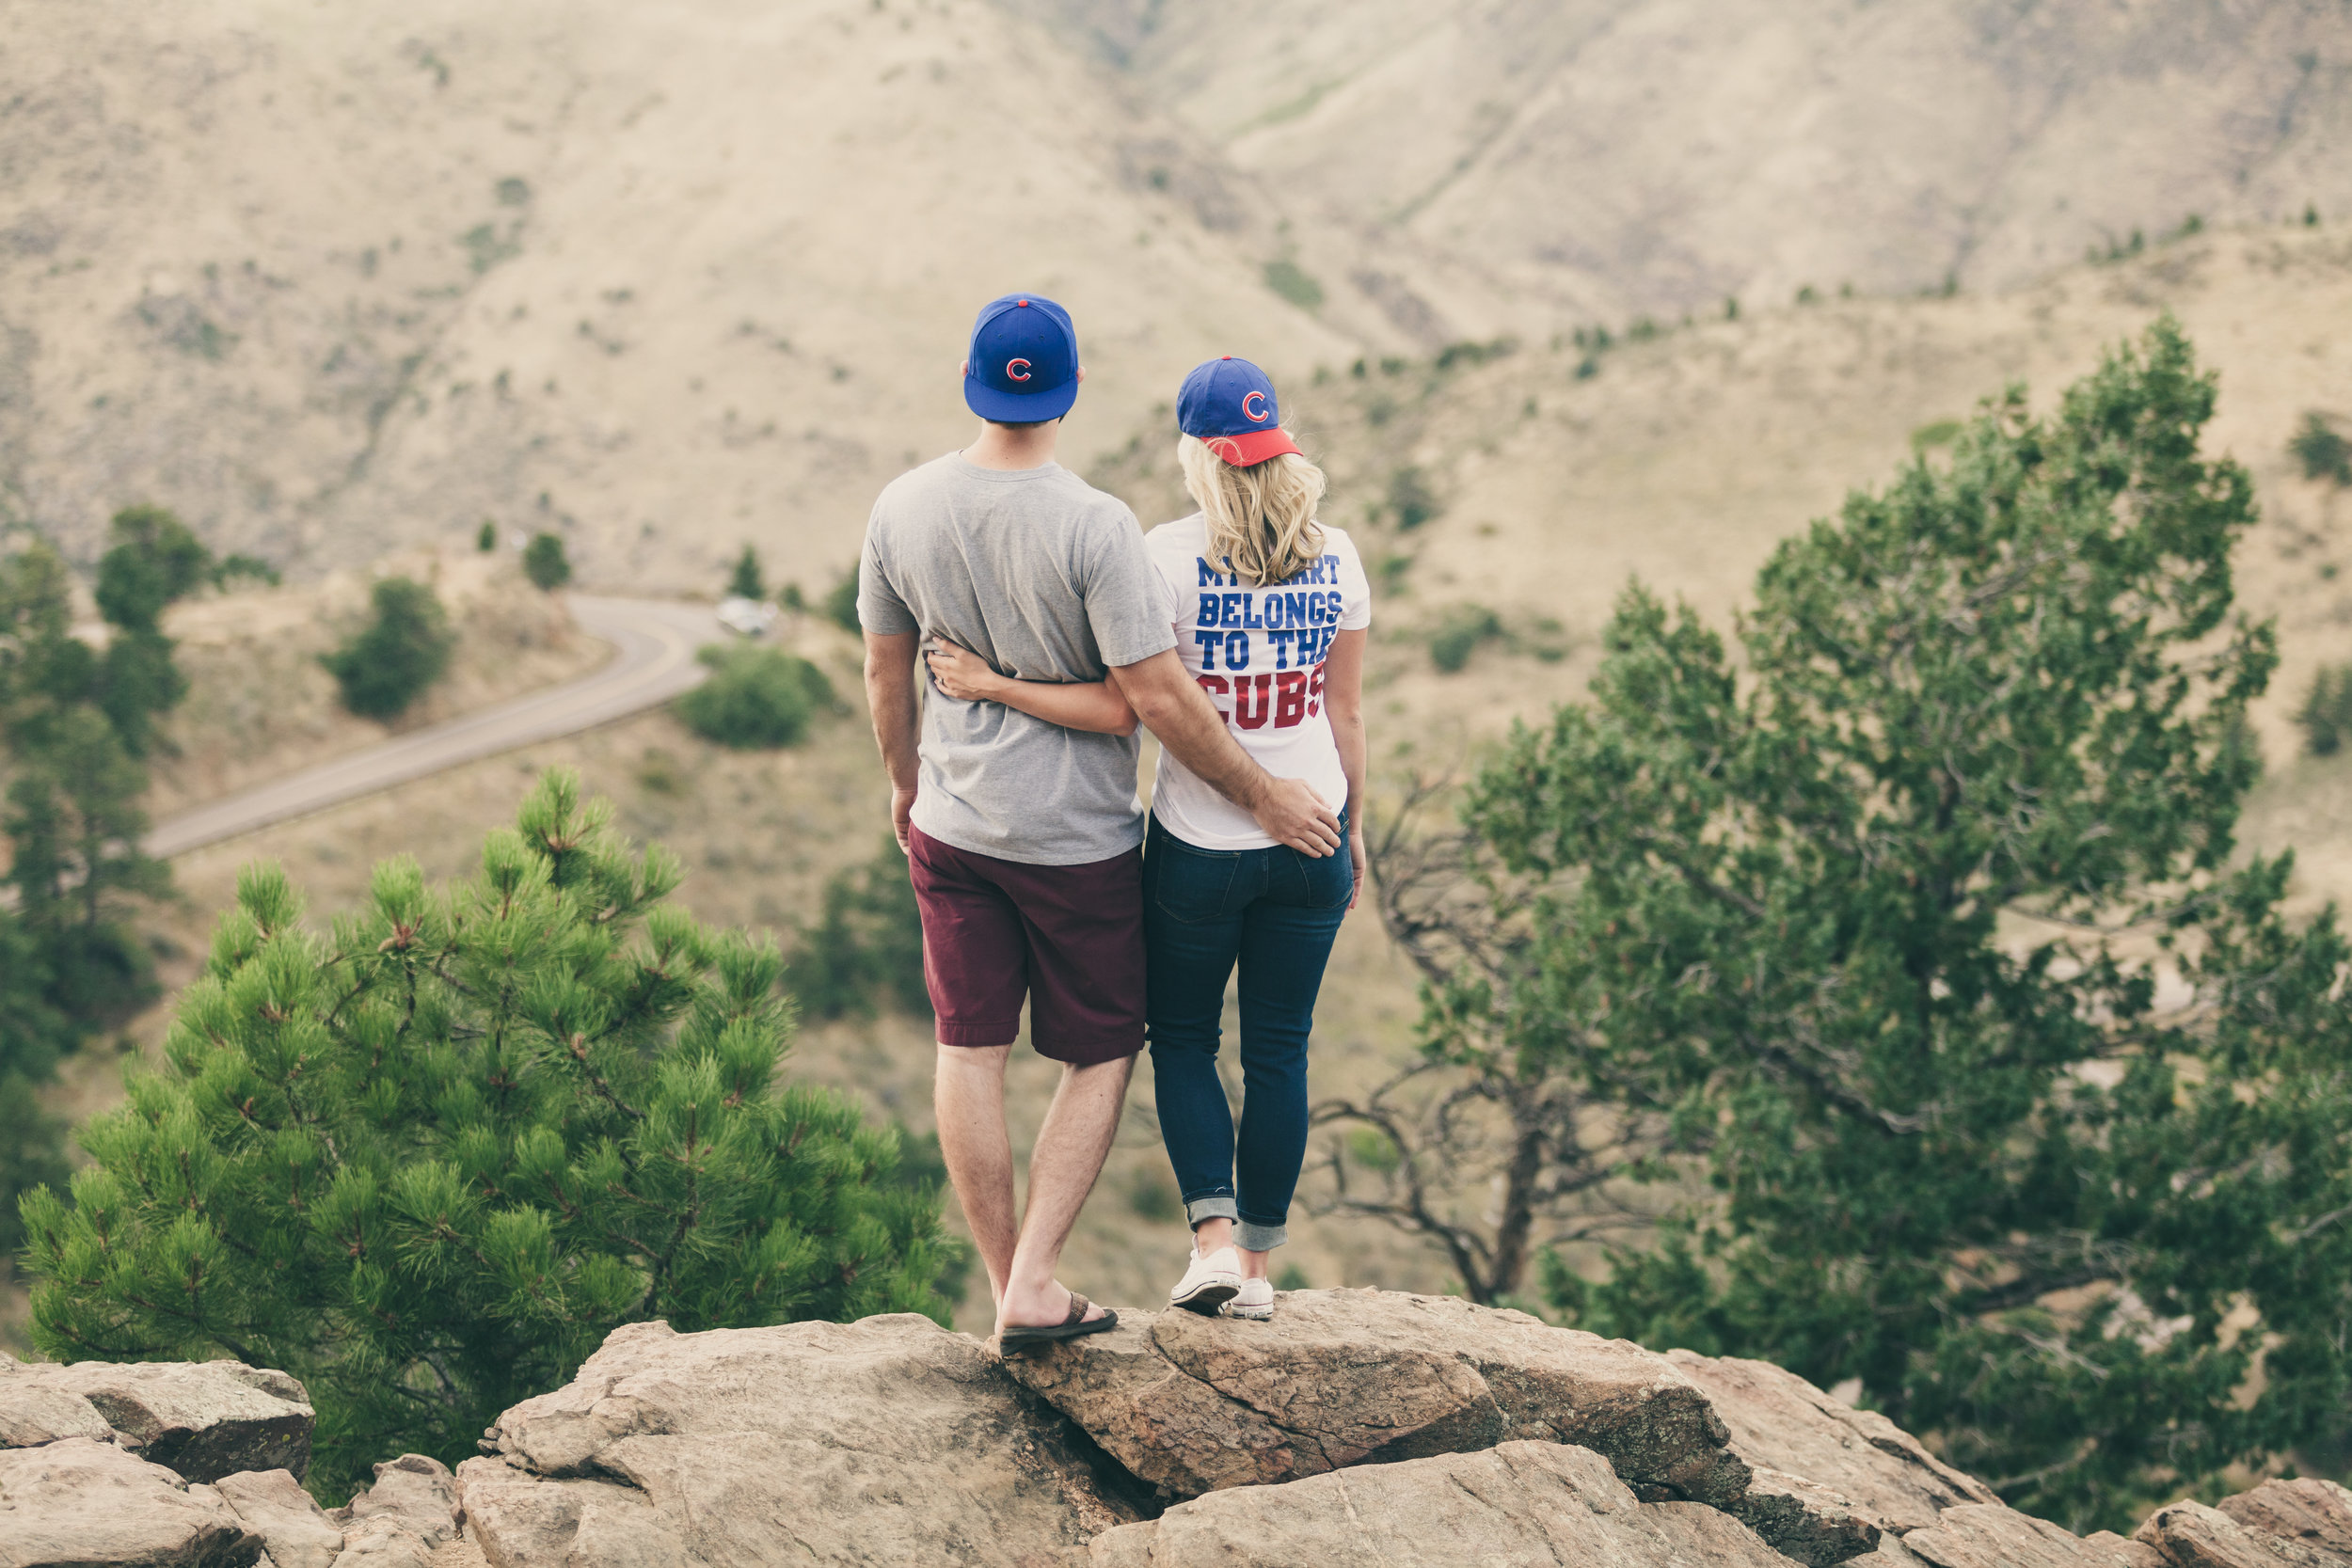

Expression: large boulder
xmin=1001 ymin=1290 xmax=1751 ymax=1509
xmin=1886 ymin=1503 xmax=2163 ymax=1567
xmin=1087 ymin=1438 xmax=1797 ymax=1567
xmin=1666 ymin=1350 xmax=2001 ymax=1565
xmin=2136 ymin=1495 xmax=2352 ymax=1566
xmin=2213 ymin=1479 xmax=2352 ymax=1562
xmin=0 ymin=1436 xmax=262 ymax=1568
xmin=462 ymin=1314 xmax=1148 ymax=1568
xmin=2 ymin=1360 xmax=313 ymax=1482
xmin=333 ymin=1454 xmax=461 ymax=1546
xmin=213 ymin=1469 xmax=345 ymax=1568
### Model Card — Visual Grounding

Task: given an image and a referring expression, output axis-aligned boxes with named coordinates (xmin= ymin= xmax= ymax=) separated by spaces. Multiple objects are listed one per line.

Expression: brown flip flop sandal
xmin=998 ymin=1291 xmax=1119 ymax=1354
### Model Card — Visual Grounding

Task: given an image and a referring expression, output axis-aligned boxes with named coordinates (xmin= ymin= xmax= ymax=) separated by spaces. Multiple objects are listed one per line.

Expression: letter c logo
xmin=1242 ymin=389 xmax=1269 ymax=422
xmin=1006 ymin=357 xmax=1033 ymax=382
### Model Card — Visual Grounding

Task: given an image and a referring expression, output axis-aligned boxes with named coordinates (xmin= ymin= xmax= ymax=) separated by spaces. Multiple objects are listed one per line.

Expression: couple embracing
xmin=857 ymin=291 xmax=1372 ymax=1351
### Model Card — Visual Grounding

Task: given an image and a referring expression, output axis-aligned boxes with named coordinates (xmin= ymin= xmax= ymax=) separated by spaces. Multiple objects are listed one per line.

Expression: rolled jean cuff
xmin=1236 ymin=1218 xmax=1288 ymax=1251
xmin=1184 ymin=1196 xmax=1238 ymax=1227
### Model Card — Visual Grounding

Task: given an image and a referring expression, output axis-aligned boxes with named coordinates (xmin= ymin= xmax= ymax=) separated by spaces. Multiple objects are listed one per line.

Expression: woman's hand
xmin=925 ymin=641 xmax=1006 ymax=703
xmin=1348 ymin=826 xmax=1367 ymax=911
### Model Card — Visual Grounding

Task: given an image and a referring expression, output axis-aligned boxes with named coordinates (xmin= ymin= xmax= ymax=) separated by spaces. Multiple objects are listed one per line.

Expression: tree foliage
xmin=727 ymin=545 xmax=765 ymax=601
xmin=321 ymin=577 xmax=455 ymax=720
xmin=20 ymin=772 xmax=952 ymax=1499
xmin=788 ymin=838 xmax=929 ymax=1022
xmin=522 ymin=531 xmax=571 ymax=592
xmin=1341 ymin=320 xmax=2352 ymax=1530
xmin=2292 ymin=411 xmax=2350 ymax=486
xmin=675 ymin=644 xmax=836 ymax=750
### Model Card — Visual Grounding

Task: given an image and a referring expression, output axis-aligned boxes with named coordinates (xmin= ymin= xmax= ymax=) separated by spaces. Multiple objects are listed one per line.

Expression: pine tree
xmin=727 ymin=545 xmax=765 ymax=601
xmin=1345 ymin=320 xmax=2352 ymax=1530
xmin=20 ymin=772 xmax=951 ymax=1499
xmin=522 ymin=532 xmax=571 ymax=591
xmin=321 ymin=577 xmax=455 ymax=720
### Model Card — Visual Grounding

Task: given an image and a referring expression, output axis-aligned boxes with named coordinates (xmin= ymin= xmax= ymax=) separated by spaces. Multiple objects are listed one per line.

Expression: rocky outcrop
xmin=461 ymin=1314 xmax=1149 ymax=1568
xmin=1667 ymin=1349 xmax=2002 ymax=1564
xmin=1879 ymin=1502 xmax=2162 ymax=1565
xmin=0 ymin=1437 xmax=262 ymax=1568
xmin=18 ymin=1296 xmax=2352 ymax=1568
xmin=1001 ymin=1291 xmax=1750 ymax=1507
xmin=2213 ymin=1479 xmax=2352 ymax=1560
xmin=2135 ymin=1486 xmax=2352 ymax=1566
xmin=1086 ymin=1439 xmax=1799 ymax=1567
xmin=0 ymin=1358 xmax=313 ymax=1482
xmin=212 ymin=1469 xmax=344 ymax=1568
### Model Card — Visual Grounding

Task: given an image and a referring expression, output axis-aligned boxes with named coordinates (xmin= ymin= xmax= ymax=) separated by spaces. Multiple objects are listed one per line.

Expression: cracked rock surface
xmin=1086 ymin=1439 xmax=1798 ymax=1567
xmin=0 ymin=1436 xmax=262 ymax=1568
xmin=2135 ymin=1489 xmax=2352 ymax=1565
xmin=1002 ymin=1290 xmax=1750 ymax=1508
xmin=461 ymin=1314 xmax=1147 ymax=1568
xmin=1666 ymin=1349 xmax=2001 ymax=1564
xmin=0 ymin=1358 xmax=313 ymax=1483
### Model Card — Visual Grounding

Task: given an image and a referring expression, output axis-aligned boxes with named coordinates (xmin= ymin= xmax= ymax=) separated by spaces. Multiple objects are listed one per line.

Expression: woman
xmin=926 ymin=355 xmax=1368 ymax=1323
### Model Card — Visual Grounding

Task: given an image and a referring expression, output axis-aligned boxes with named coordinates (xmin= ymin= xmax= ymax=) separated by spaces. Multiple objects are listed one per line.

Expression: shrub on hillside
xmin=790 ymin=839 xmax=929 ymax=1022
xmin=676 ymin=643 xmax=836 ymax=749
xmin=2297 ymin=662 xmax=2352 ymax=755
xmin=17 ymin=772 xmax=952 ymax=1498
xmin=2292 ymin=411 xmax=2350 ymax=486
xmin=1426 ymin=603 xmax=1504 ymax=673
xmin=822 ymin=571 xmax=861 ymax=634
xmin=321 ymin=577 xmax=455 ymax=720
xmin=727 ymin=545 xmax=766 ymax=600
xmin=522 ymin=531 xmax=571 ymax=591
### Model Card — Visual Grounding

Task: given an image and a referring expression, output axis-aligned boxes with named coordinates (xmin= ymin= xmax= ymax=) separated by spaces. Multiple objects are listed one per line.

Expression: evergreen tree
xmin=1347 ymin=320 xmax=2352 ymax=1529
xmin=20 ymin=772 xmax=951 ymax=1499
xmin=789 ymin=839 xmax=929 ymax=1021
xmin=522 ymin=532 xmax=571 ymax=591
xmin=94 ymin=506 xmax=211 ymax=635
xmin=727 ymin=545 xmax=766 ymax=601
xmin=321 ymin=577 xmax=455 ymax=720
xmin=675 ymin=644 xmax=835 ymax=749
xmin=476 ymin=519 xmax=499 ymax=553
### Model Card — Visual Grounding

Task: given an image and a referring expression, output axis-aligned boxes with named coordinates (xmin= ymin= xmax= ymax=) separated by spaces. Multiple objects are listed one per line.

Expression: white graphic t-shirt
xmin=1142 ymin=513 xmax=1374 ymax=849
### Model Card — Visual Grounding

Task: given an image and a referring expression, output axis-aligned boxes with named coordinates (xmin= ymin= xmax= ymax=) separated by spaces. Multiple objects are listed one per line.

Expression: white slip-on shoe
xmin=1169 ymin=1244 xmax=1243 ymax=1315
xmin=1226 ymin=1275 xmax=1274 ymax=1321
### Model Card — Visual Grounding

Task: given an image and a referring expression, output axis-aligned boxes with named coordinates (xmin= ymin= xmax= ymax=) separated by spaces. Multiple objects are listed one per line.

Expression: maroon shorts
xmin=905 ymin=825 xmax=1145 ymax=1065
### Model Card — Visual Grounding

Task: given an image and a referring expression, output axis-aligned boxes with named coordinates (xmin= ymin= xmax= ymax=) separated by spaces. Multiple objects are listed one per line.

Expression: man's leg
xmin=934 ymin=1042 xmax=1017 ymax=1312
xmin=997 ymin=1053 xmax=1133 ymax=1331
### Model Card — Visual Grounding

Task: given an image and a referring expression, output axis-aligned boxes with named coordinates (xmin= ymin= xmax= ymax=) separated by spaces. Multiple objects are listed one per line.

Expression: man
xmin=859 ymin=292 xmax=1340 ymax=1348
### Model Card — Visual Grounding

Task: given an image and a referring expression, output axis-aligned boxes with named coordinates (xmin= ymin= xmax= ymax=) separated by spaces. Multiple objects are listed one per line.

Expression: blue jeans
xmin=1144 ymin=811 xmax=1353 ymax=1252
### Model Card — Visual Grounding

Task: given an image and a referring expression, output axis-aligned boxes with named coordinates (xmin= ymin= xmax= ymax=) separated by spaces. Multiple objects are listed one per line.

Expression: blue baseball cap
xmin=963 ymin=293 xmax=1080 ymax=422
xmin=1177 ymin=356 xmax=1302 ymax=466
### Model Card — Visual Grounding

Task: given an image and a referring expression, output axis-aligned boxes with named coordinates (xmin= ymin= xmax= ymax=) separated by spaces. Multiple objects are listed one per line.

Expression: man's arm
xmin=864 ymin=630 xmax=922 ymax=853
xmin=1109 ymin=649 xmax=1342 ymax=855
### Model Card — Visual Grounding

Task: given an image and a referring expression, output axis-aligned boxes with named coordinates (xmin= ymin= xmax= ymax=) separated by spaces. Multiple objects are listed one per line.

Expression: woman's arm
xmin=926 ymin=641 xmax=1139 ymax=737
xmin=1321 ymin=628 xmax=1370 ymax=908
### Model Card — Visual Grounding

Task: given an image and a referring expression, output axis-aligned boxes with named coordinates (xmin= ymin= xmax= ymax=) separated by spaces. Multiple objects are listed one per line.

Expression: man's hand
xmin=1250 ymin=777 xmax=1343 ymax=857
xmin=1110 ymin=649 xmax=1342 ymax=857
xmin=891 ymin=784 xmax=917 ymax=856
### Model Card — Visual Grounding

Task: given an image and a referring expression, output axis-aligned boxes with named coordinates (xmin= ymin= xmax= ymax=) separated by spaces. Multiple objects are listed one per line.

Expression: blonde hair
xmin=1178 ymin=433 xmax=1328 ymax=587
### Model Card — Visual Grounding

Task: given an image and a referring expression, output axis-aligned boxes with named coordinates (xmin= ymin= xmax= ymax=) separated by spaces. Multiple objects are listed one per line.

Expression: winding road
xmin=143 ymin=596 xmax=725 ymax=860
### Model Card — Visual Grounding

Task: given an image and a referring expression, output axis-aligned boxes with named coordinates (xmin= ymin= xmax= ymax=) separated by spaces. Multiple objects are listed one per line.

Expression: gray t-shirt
xmin=858 ymin=453 xmax=1177 ymax=865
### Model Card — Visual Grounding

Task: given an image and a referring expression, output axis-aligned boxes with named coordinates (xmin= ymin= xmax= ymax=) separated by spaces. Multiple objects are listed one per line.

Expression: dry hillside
xmin=0 ymin=0 xmax=1419 ymax=590
xmin=1011 ymin=0 xmax=2352 ymax=322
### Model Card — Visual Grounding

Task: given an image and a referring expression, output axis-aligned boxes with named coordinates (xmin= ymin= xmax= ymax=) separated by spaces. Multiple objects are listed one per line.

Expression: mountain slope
xmin=0 ymin=0 xmax=1376 ymax=590
xmin=1009 ymin=0 xmax=2352 ymax=321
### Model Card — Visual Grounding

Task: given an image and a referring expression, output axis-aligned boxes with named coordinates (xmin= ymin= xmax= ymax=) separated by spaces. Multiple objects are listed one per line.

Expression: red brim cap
xmin=1202 ymin=427 xmax=1302 ymax=467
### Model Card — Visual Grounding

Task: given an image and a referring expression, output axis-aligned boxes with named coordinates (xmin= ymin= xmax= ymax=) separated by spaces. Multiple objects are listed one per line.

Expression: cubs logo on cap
xmin=964 ymin=293 xmax=1080 ymax=422
xmin=1176 ymin=356 xmax=1302 ymax=466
